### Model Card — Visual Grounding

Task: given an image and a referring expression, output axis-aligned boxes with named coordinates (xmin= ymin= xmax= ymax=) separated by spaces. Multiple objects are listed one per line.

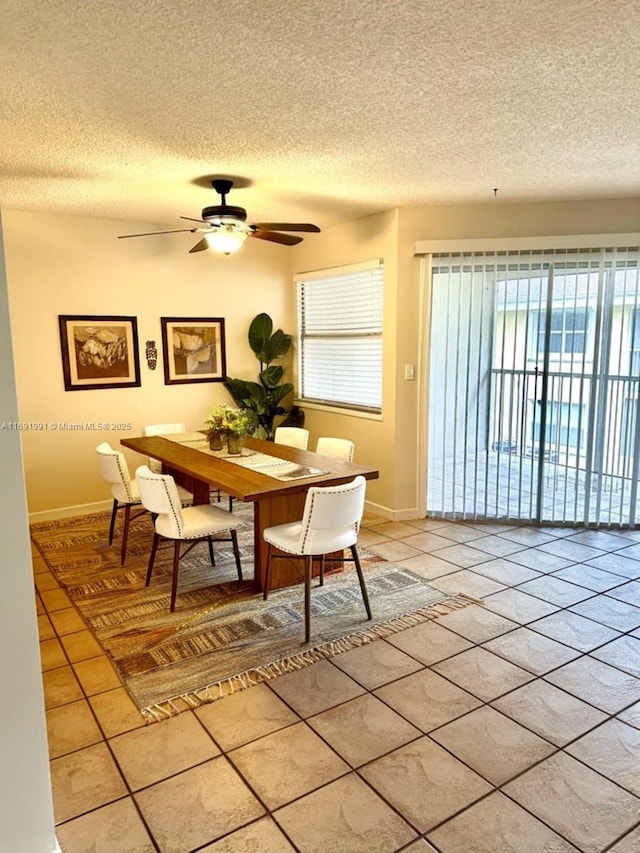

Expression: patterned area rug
xmin=31 ymin=503 xmax=475 ymax=721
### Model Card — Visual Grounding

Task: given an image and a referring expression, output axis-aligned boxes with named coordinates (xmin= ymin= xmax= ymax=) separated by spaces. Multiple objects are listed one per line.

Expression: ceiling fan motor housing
xmin=201 ymin=204 xmax=248 ymax=224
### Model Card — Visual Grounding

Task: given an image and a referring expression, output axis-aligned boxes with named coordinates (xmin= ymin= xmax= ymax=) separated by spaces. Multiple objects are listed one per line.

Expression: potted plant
xmin=205 ymin=403 xmax=252 ymax=454
xmin=205 ymin=403 xmax=230 ymax=450
xmin=223 ymin=407 xmax=252 ymax=455
xmin=225 ymin=313 xmax=293 ymax=440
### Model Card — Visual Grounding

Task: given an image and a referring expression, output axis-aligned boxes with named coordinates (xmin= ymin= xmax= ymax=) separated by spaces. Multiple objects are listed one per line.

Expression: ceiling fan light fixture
xmin=204 ymin=223 xmax=249 ymax=255
xmin=117 ymin=178 xmax=320 ymax=253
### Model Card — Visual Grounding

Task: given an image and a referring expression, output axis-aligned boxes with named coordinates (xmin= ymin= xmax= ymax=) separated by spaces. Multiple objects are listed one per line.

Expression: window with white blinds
xmin=295 ymin=261 xmax=383 ymax=413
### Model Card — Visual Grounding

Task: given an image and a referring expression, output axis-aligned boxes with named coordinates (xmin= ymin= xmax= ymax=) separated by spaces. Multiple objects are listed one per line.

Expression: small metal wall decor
xmin=145 ymin=340 xmax=158 ymax=370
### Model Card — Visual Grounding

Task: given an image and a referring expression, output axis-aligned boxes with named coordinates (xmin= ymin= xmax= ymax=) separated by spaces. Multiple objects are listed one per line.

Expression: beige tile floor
xmin=34 ymin=512 xmax=640 ymax=852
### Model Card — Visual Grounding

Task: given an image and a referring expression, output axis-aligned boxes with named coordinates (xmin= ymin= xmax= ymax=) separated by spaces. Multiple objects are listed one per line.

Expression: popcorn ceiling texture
xmin=2 ymin=0 xmax=639 ymax=229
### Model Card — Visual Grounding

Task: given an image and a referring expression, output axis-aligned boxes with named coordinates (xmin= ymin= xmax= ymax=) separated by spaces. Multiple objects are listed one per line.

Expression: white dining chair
xmin=135 ymin=465 xmax=245 ymax=611
xmin=315 ymin=436 xmax=355 ymax=462
xmin=142 ymin=422 xmax=187 ymax=472
xmin=97 ymin=442 xmax=193 ymax=564
xmin=262 ymin=475 xmax=371 ymax=642
xmin=274 ymin=426 xmax=309 ymax=450
xmin=96 ymin=442 xmax=147 ymax=565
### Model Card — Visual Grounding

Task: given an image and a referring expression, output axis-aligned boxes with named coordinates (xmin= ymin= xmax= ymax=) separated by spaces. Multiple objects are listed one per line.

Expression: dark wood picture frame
xmin=161 ymin=317 xmax=226 ymax=385
xmin=58 ymin=315 xmax=141 ymax=391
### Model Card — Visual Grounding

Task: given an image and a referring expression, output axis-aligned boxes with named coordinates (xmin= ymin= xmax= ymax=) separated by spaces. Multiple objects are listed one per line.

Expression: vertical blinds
xmin=428 ymin=246 xmax=640 ymax=526
xmin=296 ymin=262 xmax=383 ymax=412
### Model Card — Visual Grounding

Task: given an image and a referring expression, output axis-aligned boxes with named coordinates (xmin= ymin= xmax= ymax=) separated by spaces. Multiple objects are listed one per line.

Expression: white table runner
xmin=162 ymin=433 xmax=327 ymax=481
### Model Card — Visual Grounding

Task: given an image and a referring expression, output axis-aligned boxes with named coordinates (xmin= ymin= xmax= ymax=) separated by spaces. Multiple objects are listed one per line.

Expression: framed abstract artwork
xmin=58 ymin=315 xmax=141 ymax=391
xmin=161 ymin=317 xmax=226 ymax=385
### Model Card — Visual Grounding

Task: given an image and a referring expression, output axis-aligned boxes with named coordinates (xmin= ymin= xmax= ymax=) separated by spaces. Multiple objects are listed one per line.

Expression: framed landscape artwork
xmin=161 ymin=317 xmax=226 ymax=385
xmin=58 ymin=315 xmax=141 ymax=391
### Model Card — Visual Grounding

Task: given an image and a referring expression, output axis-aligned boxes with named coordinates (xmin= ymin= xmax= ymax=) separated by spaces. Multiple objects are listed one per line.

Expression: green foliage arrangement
xmin=224 ymin=313 xmax=293 ymax=440
xmin=205 ymin=403 xmax=252 ymax=438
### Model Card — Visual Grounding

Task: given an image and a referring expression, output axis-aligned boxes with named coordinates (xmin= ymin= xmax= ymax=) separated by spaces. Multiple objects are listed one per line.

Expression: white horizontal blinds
xmin=296 ymin=262 xmax=383 ymax=412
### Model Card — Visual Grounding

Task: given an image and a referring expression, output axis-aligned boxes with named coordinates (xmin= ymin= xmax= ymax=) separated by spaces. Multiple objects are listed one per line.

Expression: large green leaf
xmin=260 ymin=365 xmax=284 ymax=388
xmin=273 ymin=382 xmax=293 ymax=403
xmin=248 ymin=313 xmax=273 ymax=360
xmin=224 ymin=378 xmax=263 ymax=408
xmin=262 ymin=328 xmax=292 ymax=363
xmin=248 ymin=313 xmax=292 ymax=365
xmin=243 ymin=382 xmax=268 ymax=408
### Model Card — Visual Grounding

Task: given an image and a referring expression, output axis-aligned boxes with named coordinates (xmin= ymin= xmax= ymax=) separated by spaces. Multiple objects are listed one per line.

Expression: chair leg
xmin=120 ymin=503 xmax=131 ymax=565
xmin=263 ymin=543 xmax=273 ymax=600
xmin=304 ymin=555 xmax=312 ymax=643
xmin=108 ymin=499 xmax=118 ymax=544
xmin=319 ymin=555 xmax=325 ymax=586
xmin=145 ymin=532 xmax=160 ymax=587
xmin=351 ymin=545 xmax=372 ymax=620
xmin=208 ymin=536 xmax=215 ymax=566
xmin=170 ymin=540 xmax=181 ymax=611
xmin=230 ymin=530 xmax=243 ymax=581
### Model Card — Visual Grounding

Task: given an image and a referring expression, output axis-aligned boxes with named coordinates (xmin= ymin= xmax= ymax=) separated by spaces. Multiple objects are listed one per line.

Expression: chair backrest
xmin=274 ymin=426 xmax=310 ymax=450
xmin=96 ymin=442 xmax=135 ymax=503
xmin=135 ymin=465 xmax=185 ymax=537
xmin=298 ymin=475 xmax=366 ymax=554
xmin=315 ymin=436 xmax=355 ymax=462
xmin=142 ymin=423 xmax=187 ymax=436
xmin=143 ymin=423 xmax=187 ymax=473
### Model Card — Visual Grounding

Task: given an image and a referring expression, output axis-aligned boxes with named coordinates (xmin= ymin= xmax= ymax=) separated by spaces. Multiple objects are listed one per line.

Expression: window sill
xmin=294 ymin=399 xmax=383 ymax=421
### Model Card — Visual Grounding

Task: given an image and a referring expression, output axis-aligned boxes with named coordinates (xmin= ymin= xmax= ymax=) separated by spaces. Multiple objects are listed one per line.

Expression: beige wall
xmin=289 ymin=209 xmax=400 ymax=516
xmin=399 ymin=197 xmax=640 ymax=243
xmin=3 ymin=209 xmax=291 ymax=517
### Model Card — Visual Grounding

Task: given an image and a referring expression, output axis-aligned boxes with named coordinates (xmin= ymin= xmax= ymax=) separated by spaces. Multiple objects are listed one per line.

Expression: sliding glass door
xmin=427 ymin=247 xmax=640 ymax=527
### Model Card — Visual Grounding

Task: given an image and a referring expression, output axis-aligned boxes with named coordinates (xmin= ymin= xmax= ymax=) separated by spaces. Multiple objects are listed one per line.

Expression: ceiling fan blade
xmin=252 ymin=222 xmax=320 ymax=233
xmin=189 ymin=238 xmax=211 ymax=253
xmin=118 ymin=228 xmax=197 ymax=239
xmin=180 ymin=215 xmax=207 ymax=223
xmin=251 ymin=230 xmax=303 ymax=246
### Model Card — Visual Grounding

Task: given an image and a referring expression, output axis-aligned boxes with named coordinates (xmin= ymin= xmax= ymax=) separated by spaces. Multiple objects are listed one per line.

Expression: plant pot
xmin=227 ymin=435 xmax=244 ymax=455
xmin=208 ymin=432 xmax=224 ymax=451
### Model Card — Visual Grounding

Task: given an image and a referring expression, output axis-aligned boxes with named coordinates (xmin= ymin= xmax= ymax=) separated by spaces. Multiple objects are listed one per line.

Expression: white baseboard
xmin=31 ymin=499 xmax=422 ymax=525
xmin=364 ymin=500 xmax=422 ymax=522
xmin=389 ymin=507 xmax=425 ymax=521
xmin=29 ymin=499 xmax=112 ymax=524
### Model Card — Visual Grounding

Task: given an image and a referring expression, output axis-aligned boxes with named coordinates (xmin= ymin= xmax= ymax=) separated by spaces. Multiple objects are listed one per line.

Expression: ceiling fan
xmin=118 ymin=179 xmax=320 ymax=254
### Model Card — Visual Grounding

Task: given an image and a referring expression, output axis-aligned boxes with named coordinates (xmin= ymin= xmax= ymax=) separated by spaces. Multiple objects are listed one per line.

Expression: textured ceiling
xmin=1 ymin=0 xmax=639 ymax=231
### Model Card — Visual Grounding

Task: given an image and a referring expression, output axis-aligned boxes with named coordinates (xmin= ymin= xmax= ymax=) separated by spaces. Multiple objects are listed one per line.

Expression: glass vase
xmin=227 ymin=434 xmax=244 ymax=455
xmin=208 ymin=432 xmax=224 ymax=451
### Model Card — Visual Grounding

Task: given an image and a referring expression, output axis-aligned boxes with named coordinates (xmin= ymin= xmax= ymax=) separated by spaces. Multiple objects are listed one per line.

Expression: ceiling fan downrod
xmin=202 ymin=179 xmax=247 ymax=222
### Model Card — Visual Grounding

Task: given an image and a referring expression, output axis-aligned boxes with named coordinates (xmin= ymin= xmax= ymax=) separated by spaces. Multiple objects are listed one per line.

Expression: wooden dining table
xmin=121 ymin=433 xmax=379 ymax=590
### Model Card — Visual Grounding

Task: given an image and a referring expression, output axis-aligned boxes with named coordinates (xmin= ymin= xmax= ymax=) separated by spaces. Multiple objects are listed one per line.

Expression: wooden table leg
xmin=253 ymin=493 xmax=308 ymax=590
xmin=162 ymin=467 xmax=210 ymax=505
